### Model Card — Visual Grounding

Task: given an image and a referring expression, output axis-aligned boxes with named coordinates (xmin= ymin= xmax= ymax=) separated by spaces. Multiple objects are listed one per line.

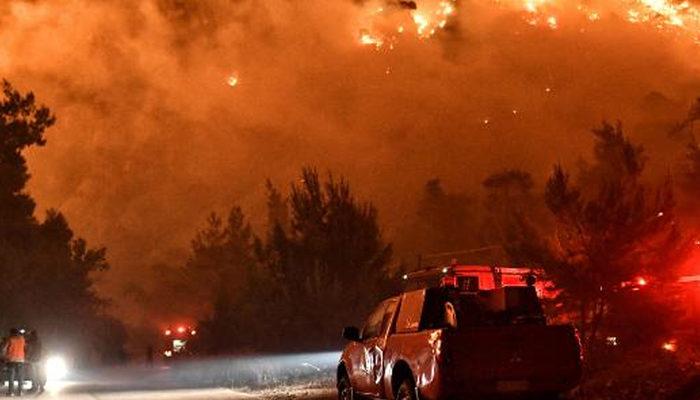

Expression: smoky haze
xmin=1 ymin=0 xmax=699 ymax=328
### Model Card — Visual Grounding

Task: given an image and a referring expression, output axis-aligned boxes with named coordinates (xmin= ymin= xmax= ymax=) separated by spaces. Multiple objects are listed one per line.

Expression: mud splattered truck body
xmin=338 ymin=266 xmax=582 ymax=400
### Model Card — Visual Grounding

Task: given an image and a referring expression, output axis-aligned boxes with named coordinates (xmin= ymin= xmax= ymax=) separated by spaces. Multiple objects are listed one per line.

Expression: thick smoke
xmin=1 ymin=0 xmax=699 ymax=329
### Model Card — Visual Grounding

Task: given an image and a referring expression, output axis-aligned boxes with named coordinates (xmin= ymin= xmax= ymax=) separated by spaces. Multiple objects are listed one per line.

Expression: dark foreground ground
xmin=25 ymin=346 xmax=700 ymax=400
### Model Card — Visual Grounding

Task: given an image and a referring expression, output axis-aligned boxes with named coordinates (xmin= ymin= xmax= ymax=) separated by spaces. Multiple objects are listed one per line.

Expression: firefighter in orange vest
xmin=3 ymin=328 xmax=26 ymax=396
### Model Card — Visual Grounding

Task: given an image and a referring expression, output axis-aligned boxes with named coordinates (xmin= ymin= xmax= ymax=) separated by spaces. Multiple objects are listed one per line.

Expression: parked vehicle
xmin=338 ymin=281 xmax=582 ymax=400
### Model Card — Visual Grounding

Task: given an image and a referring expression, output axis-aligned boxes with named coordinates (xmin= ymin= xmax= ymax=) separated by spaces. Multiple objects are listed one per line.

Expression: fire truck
xmin=161 ymin=325 xmax=198 ymax=360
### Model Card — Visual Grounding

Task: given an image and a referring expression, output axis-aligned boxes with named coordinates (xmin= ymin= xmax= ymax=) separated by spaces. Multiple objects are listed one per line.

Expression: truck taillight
xmin=441 ymin=276 xmax=457 ymax=288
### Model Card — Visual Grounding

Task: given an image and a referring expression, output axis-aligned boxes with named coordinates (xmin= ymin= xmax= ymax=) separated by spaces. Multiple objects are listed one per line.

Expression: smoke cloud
xmin=1 ymin=0 xmax=700 ymax=328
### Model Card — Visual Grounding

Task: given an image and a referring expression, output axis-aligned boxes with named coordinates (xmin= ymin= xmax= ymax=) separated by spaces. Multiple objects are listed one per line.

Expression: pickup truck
xmin=337 ymin=285 xmax=582 ymax=400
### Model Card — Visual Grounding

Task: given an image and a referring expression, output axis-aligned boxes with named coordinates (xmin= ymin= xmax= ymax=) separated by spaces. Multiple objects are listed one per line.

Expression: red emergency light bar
xmin=163 ymin=325 xmax=197 ymax=337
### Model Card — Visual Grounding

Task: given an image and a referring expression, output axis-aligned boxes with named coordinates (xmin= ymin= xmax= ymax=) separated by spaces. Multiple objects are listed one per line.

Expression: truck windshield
xmin=420 ymin=286 xmax=545 ymax=329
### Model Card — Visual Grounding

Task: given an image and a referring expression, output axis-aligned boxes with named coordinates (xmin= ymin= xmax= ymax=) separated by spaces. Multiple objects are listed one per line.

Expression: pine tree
xmin=186 ymin=206 xmax=260 ymax=353
xmin=281 ymin=168 xmax=394 ymax=348
xmin=543 ymin=122 xmax=687 ymax=346
xmin=397 ymin=179 xmax=480 ymax=266
xmin=0 ymin=80 xmax=122 ymax=362
xmin=481 ymin=169 xmax=546 ymax=265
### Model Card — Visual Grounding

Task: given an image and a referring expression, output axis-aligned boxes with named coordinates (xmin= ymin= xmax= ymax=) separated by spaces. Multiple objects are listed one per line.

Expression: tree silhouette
xmin=396 ymin=179 xmax=480 ymax=267
xmin=186 ymin=207 xmax=260 ymax=353
xmin=280 ymin=168 xmax=394 ymax=348
xmin=0 ymin=80 xmax=123 ymax=363
xmin=194 ymin=168 xmax=395 ymax=352
xmin=481 ymin=169 xmax=546 ymax=265
xmin=543 ymin=122 xmax=687 ymax=346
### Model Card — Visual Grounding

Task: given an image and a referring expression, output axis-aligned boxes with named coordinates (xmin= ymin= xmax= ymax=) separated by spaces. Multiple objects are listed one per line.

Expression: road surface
xmin=30 ymin=354 xmax=339 ymax=400
xmin=45 ymin=385 xmax=335 ymax=400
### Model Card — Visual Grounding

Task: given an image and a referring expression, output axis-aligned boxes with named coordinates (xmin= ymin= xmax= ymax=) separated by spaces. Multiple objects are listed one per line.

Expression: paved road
xmin=43 ymin=387 xmax=259 ymax=400
xmin=25 ymin=357 xmax=338 ymax=400
xmin=42 ymin=386 xmax=335 ymax=400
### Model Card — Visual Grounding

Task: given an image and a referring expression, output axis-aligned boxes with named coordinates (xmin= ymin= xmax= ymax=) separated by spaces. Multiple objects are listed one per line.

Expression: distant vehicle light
xmin=637 ymin=277 xmax=648 ymax=286
xmin=442 ymin=267 xmax=449 ymax=274
xmin=45 ymin=356 xmax=68 ymax=382
xmin=172 ymin=339 xmax=186 ymax=352
xmin=190 ymin=330 xmax=197 ymax=336
xmin=164 ymin=329 xmax=172 ymax=336
xmin=164 ymin=350 xmax=172 ymax=357
xmin=605 ymin=336 xmax=619 ymax=347
xmin=177 ymin=326 xmax=186 ymax=333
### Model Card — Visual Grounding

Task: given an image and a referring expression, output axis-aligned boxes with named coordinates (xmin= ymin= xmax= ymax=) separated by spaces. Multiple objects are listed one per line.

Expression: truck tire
xmin=338 ymin=374 xmax=354 ymax=400
xmin=396 ymin=379 xmax=417 ymax=400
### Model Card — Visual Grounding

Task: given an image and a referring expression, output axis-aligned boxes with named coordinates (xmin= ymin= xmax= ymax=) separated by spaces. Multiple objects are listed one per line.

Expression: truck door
xmin=356 ymin=298 xmax=399 ymax=397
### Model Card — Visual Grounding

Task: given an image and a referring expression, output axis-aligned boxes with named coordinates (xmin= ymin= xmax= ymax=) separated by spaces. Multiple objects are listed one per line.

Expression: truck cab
xmin=338 ymin=269 xmax=582 ymax=400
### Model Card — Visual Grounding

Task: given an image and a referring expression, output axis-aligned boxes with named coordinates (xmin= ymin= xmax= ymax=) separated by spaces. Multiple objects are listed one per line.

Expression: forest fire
xmin=358 ymin=0 xmax=700 ymax=49
xmin=514 ymin=0 xmax=700 ymax=38
xmin=5 ymin=0 xmax=700 ymax=397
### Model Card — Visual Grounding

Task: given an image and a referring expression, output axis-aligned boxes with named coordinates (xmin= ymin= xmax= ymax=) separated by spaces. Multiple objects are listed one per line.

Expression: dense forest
xmin=151 ymin=112 xmax=700 ymax=355
xmin=3 ymin=80 xmax=700 ymax=371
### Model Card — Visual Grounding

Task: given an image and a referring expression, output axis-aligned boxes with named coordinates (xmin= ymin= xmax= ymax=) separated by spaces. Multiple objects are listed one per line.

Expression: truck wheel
xmin=396 ymin=379 xmax=417 ymax=400
xmin=338 ymin=374 xmax=354 ymax=400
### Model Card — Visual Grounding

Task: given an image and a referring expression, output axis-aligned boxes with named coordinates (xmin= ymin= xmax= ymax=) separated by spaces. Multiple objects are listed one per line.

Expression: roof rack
xmin=402 ymin=261 xmax=542 ymax=292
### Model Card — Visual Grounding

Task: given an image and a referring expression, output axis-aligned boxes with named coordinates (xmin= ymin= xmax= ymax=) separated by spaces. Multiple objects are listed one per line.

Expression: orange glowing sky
xmin=2 ymin=0 xmax=700 ymax=326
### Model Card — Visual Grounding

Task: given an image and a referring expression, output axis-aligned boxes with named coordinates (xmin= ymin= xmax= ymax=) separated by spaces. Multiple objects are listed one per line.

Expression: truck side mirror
xmin=342 ymin=326 xmax=361 ymax=342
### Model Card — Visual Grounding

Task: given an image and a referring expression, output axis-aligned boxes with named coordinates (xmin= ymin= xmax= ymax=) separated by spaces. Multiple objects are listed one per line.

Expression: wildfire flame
xmin=360 ymin=29 xmax=385 ymax=48
xmin=358 ymin=0 xmax=457 ymax=50
xmin=661 ymin=339 xmax=678 ymax=352
xmin=226 ymin=73 xmax=239 ymax=88
xmin=515 ymin=0 xmax=700 ymax=39
xmin=357 ymin=0 xmax=700 ymax=51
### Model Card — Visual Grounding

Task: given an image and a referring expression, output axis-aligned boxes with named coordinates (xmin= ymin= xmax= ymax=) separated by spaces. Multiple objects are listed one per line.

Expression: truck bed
xmin=442 ymin=324 xmax=582 ymax=395
xmin=385 ymin=324 xmax=581 ymax=399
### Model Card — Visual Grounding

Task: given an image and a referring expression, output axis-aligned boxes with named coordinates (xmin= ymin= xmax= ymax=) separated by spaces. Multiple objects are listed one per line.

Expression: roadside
xmin=573 ymin=345 xmax=700 ymax=400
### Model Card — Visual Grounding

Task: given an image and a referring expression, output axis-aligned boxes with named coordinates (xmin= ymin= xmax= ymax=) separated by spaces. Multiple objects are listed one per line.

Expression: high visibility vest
xmin=6 ymin=336 xmax=25 ymax=362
